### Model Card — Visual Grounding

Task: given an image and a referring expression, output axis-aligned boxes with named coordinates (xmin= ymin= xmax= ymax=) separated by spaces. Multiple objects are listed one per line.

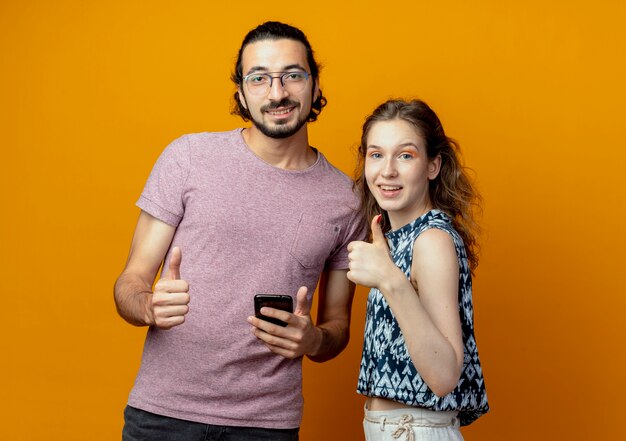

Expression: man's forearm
xmin=114 ymin=272 xmax=154 ymax=327
xmin=307 ymin=319 xmax=350 ymax=362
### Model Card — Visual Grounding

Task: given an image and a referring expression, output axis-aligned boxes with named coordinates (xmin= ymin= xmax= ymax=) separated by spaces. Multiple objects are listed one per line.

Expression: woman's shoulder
xmin=413 ymin=227 xmax=457 ymax=264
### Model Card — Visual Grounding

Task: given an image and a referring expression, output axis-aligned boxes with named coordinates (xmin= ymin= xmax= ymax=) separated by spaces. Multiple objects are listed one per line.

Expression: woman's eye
xmin=369 ymin=152 xmax=382 ymax=159
xmin=399 ymin=153 xmax=414 ymax=160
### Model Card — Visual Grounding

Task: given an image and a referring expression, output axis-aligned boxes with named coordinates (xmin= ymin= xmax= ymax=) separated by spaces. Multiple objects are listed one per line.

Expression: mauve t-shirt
xmin=127 ymin=129 xmax=366 ymax=429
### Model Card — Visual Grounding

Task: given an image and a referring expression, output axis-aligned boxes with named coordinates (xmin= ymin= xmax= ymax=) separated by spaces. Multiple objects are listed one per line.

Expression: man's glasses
xmin=243 ymin=71 xmax=311 ymax=96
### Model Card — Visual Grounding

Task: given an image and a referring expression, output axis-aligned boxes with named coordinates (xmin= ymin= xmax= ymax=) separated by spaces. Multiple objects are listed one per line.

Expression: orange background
xmin=2 ymin=1 xmax=625 ymax=440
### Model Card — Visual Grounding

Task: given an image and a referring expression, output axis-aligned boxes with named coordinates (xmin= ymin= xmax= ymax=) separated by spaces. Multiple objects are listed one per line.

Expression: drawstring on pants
xmin=364 ymin=407 xmax=460 ymax=441
xmin=390 ymin=415 xmax=414 ymax=441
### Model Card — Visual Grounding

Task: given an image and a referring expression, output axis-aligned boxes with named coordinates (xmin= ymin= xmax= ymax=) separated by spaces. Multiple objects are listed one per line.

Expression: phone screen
xmin=254 ymin=294 xmax=293 ymax=327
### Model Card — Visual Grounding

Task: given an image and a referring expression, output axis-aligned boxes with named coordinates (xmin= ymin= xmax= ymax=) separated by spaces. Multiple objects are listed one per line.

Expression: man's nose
xmin=268 ymin=77 xmax=289 ymax=100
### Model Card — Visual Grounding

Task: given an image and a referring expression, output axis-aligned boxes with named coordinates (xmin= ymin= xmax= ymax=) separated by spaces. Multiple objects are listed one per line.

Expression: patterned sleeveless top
xmin=357 ymin=210 xmax=489 ymax=426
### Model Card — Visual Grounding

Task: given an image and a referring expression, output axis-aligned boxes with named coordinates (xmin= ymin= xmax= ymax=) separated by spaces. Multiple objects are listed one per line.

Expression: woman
xmin=347 ymin=99 xmax=488 ymax=440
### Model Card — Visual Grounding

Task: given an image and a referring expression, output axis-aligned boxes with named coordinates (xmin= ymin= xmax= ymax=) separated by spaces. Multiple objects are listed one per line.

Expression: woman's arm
xmin=348 ymin=217 xmax=464 ymax=397
xmin=381 ymin=228 xmax=464 ymax=397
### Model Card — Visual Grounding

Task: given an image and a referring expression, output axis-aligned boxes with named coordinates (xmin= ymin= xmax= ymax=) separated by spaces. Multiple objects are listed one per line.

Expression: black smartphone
xmin=254 ymin=294 xmax=293 ymax=327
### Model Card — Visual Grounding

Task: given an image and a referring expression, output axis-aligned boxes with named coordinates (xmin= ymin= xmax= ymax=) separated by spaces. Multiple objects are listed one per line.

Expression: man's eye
xmin=249 ymin=75 xmax=267 ymax=84
xmin=285 ymin=72 xmax=305 ymax=81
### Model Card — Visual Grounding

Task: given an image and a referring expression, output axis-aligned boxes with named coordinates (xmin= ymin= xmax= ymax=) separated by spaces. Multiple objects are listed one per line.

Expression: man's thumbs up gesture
xmin=151 ymin=246 xmax=190 ymax=329
xmin=347 ymin=215 xmax=403 ymax=290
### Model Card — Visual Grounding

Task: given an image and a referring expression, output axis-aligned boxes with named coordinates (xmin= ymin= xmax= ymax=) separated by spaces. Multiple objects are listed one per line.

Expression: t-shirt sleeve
xmin=325 ymin=206 xmax=368 ymax=271
xmin=136 ymin=135 xmax=190 ymax=227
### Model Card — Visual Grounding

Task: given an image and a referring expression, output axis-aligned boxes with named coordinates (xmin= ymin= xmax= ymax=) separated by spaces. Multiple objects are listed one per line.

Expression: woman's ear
xmin=428 ymin=154 xmax=442 ymax=180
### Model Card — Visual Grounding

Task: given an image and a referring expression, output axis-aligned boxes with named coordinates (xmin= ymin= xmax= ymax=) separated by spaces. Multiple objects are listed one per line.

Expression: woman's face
xmin=364 ymin=118 xmax=441 ymax=229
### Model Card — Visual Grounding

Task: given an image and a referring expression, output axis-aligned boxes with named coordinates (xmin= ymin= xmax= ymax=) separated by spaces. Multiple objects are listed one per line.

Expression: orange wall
xmin=2 ymin=1 xmax=625 ymax=440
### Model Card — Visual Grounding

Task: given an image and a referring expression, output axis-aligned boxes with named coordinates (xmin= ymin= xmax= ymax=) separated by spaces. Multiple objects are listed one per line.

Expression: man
xmin=114 ymin=21 xmax=366 ymax=440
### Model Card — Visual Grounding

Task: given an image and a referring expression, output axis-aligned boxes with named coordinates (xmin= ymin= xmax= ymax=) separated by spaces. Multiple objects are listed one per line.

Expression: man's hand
xmin=347 ymin=215 xmax=403 ymax=289
xmin=151 ymin=246 xmax=190 ymax=329
xmin=247 ymin=286 xmax=322 ymax=359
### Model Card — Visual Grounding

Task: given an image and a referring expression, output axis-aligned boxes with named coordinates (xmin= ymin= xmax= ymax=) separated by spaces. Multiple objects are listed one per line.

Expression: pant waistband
xmin=364 ymin=405 xmax=458 ymax=430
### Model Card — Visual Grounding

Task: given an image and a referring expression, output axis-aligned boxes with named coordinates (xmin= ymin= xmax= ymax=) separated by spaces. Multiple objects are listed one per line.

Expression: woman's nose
xmin=381 ymin=160 xmax=398 ymax=178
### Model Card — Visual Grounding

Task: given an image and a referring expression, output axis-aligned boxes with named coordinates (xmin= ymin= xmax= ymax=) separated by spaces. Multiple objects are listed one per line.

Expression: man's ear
xmin=313 ymin=78 xmax=320 ymax=102
xmin=428 ymin=154 xmax=442 ymax=180
xmin=238 ymin=88 xmax=248 ymax=110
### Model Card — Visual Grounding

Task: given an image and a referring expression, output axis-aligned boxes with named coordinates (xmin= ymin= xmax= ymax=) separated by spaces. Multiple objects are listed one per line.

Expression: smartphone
xmin=254 ymin=294 xmax=293 ymax=327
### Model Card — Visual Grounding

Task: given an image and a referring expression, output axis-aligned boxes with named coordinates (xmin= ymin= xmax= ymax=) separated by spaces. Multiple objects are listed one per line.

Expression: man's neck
xmin=242 ymin=125 xmax=317 ymax=170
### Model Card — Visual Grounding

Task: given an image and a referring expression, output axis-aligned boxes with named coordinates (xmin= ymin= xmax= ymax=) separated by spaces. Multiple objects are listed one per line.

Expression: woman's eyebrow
xmin=366 ymin=142 xmax=419 ymax=150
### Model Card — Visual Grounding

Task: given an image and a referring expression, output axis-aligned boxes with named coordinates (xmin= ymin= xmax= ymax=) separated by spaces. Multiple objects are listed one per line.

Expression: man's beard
xmin=250 ymin=98 xmax=309 ymax=139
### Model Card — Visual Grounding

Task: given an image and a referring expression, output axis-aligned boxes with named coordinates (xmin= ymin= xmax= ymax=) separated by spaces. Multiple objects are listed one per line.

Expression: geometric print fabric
xmin=357 ymin=210 xmax=489 ymax=426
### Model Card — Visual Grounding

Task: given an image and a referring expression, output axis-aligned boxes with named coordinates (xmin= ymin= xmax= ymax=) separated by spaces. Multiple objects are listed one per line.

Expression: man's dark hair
xmin=231 ymin=21 xmax=327 ymax=122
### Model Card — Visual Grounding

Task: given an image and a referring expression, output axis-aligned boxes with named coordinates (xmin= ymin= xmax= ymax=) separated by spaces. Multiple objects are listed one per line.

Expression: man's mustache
xmin=261 ymin=99 xmax=299 ymax=112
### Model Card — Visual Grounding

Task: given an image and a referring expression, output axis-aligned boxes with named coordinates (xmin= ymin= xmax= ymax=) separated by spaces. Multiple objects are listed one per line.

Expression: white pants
xmin=363 ymin=406 xmax=463 ymax=441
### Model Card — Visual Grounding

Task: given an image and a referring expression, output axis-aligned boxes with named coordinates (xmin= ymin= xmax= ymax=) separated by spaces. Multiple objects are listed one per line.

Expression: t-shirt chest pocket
xmin=289 ymin=213 xmax=340 ymax=269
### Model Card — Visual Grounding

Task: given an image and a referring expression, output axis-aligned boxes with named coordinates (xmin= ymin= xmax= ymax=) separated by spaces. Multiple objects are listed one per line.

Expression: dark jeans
xmin=123 ymin=406 xmax=299 ymax=441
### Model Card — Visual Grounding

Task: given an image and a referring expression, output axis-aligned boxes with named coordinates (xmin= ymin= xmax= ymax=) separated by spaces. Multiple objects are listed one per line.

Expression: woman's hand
xmin=347 ymin=215 xmax=404 ymax=290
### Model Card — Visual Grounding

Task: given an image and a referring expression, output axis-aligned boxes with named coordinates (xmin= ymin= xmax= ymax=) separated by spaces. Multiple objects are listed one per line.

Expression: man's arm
xmin=307 ymin=269 xmax=354 ymax=362
xmin=114 ymin=211 xmax=189 ymax=329
xmin=247 ymin=269 xmax=355 ymax=362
